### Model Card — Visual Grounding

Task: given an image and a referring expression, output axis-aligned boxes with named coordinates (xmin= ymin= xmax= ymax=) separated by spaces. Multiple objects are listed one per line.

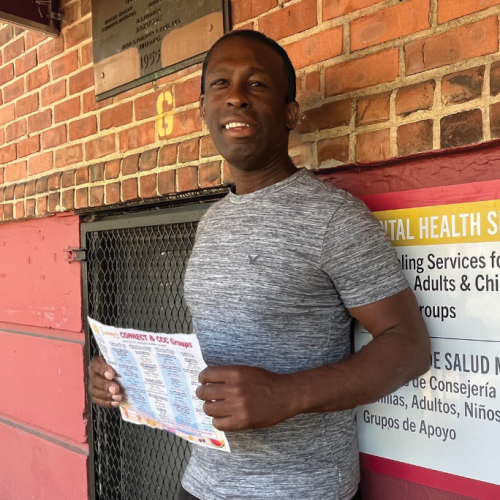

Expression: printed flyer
xmin=88 ymin=318 xmax=230 ymax=452
xmin=355 ymin=185 xmax=500 ymax=499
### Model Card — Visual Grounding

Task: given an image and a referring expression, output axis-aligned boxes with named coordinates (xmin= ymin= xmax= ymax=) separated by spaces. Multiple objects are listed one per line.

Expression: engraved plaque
xmin=91 ymin=0 xmax=230 ymax=100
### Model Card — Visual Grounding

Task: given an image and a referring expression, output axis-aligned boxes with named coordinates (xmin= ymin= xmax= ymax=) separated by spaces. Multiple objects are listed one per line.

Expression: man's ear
xmin=200 ymin=94 xmax=206 ymax=123
xmin=285 ymin=101 xmax=300 ymax=131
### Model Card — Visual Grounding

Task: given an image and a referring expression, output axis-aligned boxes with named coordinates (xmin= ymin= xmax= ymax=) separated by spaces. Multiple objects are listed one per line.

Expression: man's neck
xmin=230 ymin=157 xmax=299 ymax=195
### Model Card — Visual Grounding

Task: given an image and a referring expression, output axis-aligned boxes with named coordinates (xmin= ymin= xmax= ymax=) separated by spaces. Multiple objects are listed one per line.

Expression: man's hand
xmin=196 ymin=366 xmax=297 ymax=431
xmin=88 ymin=356 xmax=122 ymax=408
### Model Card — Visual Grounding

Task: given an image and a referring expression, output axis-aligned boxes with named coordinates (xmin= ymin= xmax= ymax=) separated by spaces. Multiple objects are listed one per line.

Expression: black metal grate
xmin=85 ymin=220 xmax=200 ymax=500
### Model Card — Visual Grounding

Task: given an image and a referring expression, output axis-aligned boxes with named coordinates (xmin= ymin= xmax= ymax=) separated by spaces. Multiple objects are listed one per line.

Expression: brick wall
xmin=0 ymin=0 xmax=500 ymax=222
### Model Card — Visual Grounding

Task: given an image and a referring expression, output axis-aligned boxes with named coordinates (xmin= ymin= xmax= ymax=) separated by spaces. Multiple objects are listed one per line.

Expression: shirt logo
xmin=249 ymin=254 xmax=260 ymax=264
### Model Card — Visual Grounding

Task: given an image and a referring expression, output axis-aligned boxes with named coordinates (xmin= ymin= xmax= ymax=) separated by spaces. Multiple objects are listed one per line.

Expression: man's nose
xmin=226 ymin=84 xmax=249 ymax=108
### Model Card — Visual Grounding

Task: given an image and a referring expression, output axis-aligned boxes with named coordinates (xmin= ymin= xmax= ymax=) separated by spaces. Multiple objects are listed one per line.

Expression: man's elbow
xmin=408 ymin=327 xmax=431 ymax=380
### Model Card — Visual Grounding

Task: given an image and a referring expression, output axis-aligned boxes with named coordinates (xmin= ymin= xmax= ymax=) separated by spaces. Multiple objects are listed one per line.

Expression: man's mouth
xmin=224 ymin=122 xmax=251 ymax=130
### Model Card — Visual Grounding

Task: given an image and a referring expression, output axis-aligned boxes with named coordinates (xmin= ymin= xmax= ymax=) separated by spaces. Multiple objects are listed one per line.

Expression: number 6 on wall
xmin=157 ymin=91 xmax=173 ymax=137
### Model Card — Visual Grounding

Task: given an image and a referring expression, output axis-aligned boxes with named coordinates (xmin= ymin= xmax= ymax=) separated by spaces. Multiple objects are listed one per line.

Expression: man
xmin=89 ymin=30 xmax=430 ymax=500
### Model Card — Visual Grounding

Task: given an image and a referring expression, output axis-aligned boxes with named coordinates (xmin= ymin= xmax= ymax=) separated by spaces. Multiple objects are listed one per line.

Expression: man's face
xmin=200 ymin=37 xmax=299 ymax=169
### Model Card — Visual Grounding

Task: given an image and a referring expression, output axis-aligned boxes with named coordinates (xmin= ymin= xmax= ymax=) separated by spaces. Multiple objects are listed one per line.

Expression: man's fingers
xmin=92 ymin=397 xmax=120 ymax=408
xmin=203 ymin=400 xmax=231 ymax=418
xmin=196 ymin=383 xmax=225 ymax=401
xmin=90 ymin=385 xmax=122 ymax=402
xmin=89 ymin=356 xmax=115 ymax=380
xmin=198 ymin=366 xmax=232 ymax=384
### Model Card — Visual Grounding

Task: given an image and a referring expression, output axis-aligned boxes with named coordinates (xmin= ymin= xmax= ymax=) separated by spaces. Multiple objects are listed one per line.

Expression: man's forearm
xmin=286 ymin=326 xmax=430 ymax=416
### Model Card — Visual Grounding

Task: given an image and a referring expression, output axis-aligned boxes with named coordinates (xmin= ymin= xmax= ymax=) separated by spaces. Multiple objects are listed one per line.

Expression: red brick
xmin=15 ymin=50 xmax=37 ymax=76
xmin=406 ymin=18 xmax=499 ymax=76
xmin=62 ymin=1 xmax=81 ymax=29
xmin=3 ymin=203 xmax=13 ymax=219
xmin=441 ymin=109 xmax=483 ymax=149
xmin=14 ymin=182 xmax=26 ymax=199
xmin=65 ymin=18 xmax=92 ymax=48
xmin=356 ymin=92 xmax=390 ymax=126
xmin=351 ymin=0 xmax=430 ymax=52
xmin=0 ymin=64 xmax=14 ymax=85
xmin=156 ymin=64 xmax=202 ymax=87
xmin=48 ymin=172 xmax=61 ymax=191
xmin=4 ymin=38 xmax=25 ymax=63
xmin=82 ymin=42 xmax=93 ymax=66
xmin=89 ymin=186 xmax=104 ymax=207
xmin=105 ymin=160 xmax=120 ymax=179
xmin=441 ymin=67 xmax=484 ymax=106
xmin=28 ymin=152 xmax=52 ymax=175
xmin=491 ymin=61 xmax=500 ymax=96
xmin=100 ymin=102 xmax=133 ymax=130
xmin=179 ymin=139 xmax=199 ymax=162
xmin=75 ymin=166 xmax=89 ymax=184
xmin=326 ymin=49 xmax=399 ymax=96
xmin=356 ymin=128 xmax=390 ymax=162
xmin=114 ymin=82 xmax=154 ymax=102
xmin=25 ymin=179 xmax=36 ymax=196
xmin=177 ymin=166 xmax=198 ymax=192
xmin=26 ymin=31 xmax=48 ymax=50
xmin=15 ymin=200 xmax=25 ymax=219
xmin=119 ymin=122 xmax=156 ymax=151
xmin=0 ymin=129 xmax=4 ymax=146
xmin=69 ymin=116 xmax=97 ymax=140
xmin=83 ymin=90 xmax=112 ymax=113
xmin=139 ymin=148 xmax=159 ymax=171
xmin=0 ymin=104 xmax=15 ymax=126
xmin=48 ymin=192 xmax=60 ymax=212
xmin=41 ymin=81 xmax=66 ymax=107
xmin=199 ymin=161 xmax=221 ymax=188
xmin=4 ymin=79 xmax=24 ymax=103
xmin=285 ymin=27 xmax=343 ymax=70
xmin=439 ymin=0 xmax=500 ymax=23
xmin=51 ymin=51 xmax=79 ymax=79
xmin=0 ymin=26 xmax=14 ymax=46
xmin=81 ymin=0 xmax=91 ymax=16
xmin=317 ymin=136 xmax=350 ymax=165
xmin=6 ymin=119 xmax=27 ymax=142
xmin=122 ymin=178 xmax=139 ymax=201
xmin=85 ymin=134 xmax=116 ymax=160
xmin=490 ymin=102 xmax=500 ymax=139
xmin=38 ymin=36 xmax=65 ymax=63
xmin=323 ymin=0 xmax=384 ymax=20
xmin=90 ymin=163 xmax=104 ymax=182
xmin=61 ymin=169 xmax=75 ymax=188
xmin=201 ymin=136 xmax=219 ymax=157
xmin=259 ymin=0 xmax=317 ymax=41
xmin=36 ymin=176 xmax=48 ymax=193
xmin=122 ymin=154 xmax=139 ymax=175
xmin=297 ymin=99 xmax=352 ymax=134
xmin=0 ymin=144 xmax=17 ymax=164
xmin=396 ymin=81 xmax=435 ymax=116
xmin=169 ymin=109 xmax=203 ymax=139
xmin=106 ymin=182 xmax=120 ymax=205
xmin=397 ymin=120 xmax=433 ymax=157
xmin=25 ymin=198 xmax=36 ymax=216
xmin=16 ymin=94 xmax=39 ymax=117
xmin=139 ymin=174 xmax=157 ymax=198
xmin=75 ymin=187 xmax=88 ymax=208
xmin=135 ymin=89 xmax=173 ymax=121
xmin=69 ymin=67 xmax=94 ymax=94
xmin=27 ymin=65 xmax=50 ymax=91
xmin=5 ymin=161 xmax=27 ymax=181
xmin=232 ymin=0 xmax=278 ymax=24
xmin=18 ymin=136 xmax=40 ymax=158
xmin=55 ymin=144 xmax=84 ymax=168
xmin=159 ymin=143 xmax=178 ymax=166
xmin=158 ymin=170 xmax=175 ymax=195
xmin=4 ymin=184 xmax=15 ymax=200
xmin=175 ymin=78 xmax=201 ymax=107
xmin=55 ymin=97 xmax=80 ymax=123
xmin=28 ymin=109 xmax=52 ymax=133
xmin=42 ymin=124 xmax=67 ymax=149
xmin=61 ymin=189 xmax=75 ymax=209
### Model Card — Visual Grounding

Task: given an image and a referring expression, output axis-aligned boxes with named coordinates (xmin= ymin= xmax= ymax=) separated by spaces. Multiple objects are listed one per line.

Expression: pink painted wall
xmin=0 ymin=214 xmax=87 ymax=499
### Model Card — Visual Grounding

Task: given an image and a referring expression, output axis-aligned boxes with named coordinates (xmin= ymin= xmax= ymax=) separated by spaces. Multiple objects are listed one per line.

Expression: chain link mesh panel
xmin=86 ymin=221 xmax=199 ymax=500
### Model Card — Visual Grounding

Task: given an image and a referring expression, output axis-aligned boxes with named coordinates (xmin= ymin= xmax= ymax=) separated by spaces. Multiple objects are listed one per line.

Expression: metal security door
xmin=82 ymin=204 xmax=210 ymax=500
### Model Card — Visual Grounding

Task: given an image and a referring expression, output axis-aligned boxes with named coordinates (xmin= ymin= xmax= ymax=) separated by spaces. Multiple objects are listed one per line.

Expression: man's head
xmin=199 ymin=31 xmax=300 ymax=171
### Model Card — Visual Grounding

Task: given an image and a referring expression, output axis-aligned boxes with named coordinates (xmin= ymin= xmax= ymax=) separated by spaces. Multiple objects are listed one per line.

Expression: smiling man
xmin=89 ymin=30 xmax=430 ymax=500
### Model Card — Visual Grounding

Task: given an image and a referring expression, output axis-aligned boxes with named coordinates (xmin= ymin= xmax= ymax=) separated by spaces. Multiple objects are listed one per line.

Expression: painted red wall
xmin=0 ymin=214 xmax=87 ymax=499
xmin=318 ymin=141 xmax=500 ymax=500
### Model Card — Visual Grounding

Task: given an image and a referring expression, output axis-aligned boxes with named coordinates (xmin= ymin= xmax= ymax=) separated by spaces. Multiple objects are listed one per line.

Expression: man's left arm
xmin=197 ymin=287 xmax=430 ymax=431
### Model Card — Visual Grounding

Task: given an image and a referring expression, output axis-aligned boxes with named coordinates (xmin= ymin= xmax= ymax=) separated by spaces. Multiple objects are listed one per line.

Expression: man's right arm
xmin=88 ymin=357 xmax=123 ymax=407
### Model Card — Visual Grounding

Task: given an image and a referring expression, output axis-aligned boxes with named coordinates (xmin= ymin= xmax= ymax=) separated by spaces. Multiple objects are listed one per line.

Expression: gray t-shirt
xmin=182 ymin=169 xmax=408 ymax=500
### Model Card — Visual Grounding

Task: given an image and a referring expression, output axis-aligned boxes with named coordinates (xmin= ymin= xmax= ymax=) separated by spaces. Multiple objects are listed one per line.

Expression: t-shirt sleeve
xmin=321 ymin=193 xmax=409 ymax=309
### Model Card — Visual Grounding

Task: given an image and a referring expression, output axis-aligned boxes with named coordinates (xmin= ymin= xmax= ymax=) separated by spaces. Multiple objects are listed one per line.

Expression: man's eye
xmin=212 ymin=80 xmax=227 ymax=86
xmin=249 ymin=82 xmax=264 ymax=87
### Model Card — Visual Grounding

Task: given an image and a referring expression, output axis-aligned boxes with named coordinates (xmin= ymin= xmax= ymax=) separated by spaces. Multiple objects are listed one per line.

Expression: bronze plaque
xmin=92 ymin=0 xmax=230 ymax=100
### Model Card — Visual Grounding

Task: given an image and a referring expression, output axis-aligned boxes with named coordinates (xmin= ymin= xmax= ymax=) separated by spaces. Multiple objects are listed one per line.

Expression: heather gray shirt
xmin=182 ymin=169 xmax=408 ymax=500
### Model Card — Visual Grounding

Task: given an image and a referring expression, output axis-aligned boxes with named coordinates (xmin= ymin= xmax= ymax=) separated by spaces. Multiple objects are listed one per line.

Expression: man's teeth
xmin=225 ymin=122 xmax=250 ymax=129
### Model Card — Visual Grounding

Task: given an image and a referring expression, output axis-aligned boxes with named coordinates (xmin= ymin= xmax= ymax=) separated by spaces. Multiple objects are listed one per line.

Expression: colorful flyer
xmin=88 ymin=318 xmax=230 ymax=452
